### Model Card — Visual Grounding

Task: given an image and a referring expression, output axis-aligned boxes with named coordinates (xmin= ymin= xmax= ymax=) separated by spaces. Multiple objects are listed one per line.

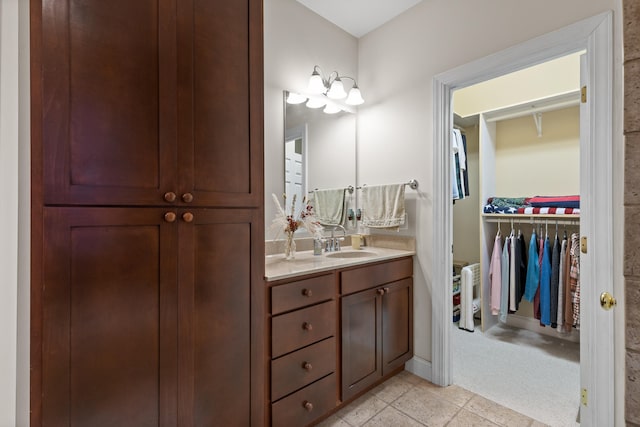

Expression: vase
xmin=284 ymin=231 xmax=296 ymax=260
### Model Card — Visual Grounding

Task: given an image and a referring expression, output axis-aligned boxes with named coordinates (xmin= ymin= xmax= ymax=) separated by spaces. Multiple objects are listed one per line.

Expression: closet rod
xmin=484 ymin=217 xmax=579 ymax=226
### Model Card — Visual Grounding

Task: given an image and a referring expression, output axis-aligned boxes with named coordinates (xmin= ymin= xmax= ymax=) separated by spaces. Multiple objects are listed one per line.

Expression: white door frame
xmin=431 ymin=12 xmax=613 ymax=426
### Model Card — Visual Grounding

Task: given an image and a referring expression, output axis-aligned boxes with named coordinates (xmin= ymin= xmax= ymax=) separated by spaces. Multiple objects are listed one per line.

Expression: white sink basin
xmin=325 ymin=251 xmax=377 ymax=259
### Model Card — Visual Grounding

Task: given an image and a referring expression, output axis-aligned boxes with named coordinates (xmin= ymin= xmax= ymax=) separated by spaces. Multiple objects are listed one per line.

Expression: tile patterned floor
xmin=316 ymin=371 xmax=549 ymax=427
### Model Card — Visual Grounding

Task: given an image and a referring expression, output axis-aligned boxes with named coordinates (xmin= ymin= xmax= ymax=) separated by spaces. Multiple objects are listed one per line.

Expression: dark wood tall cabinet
xmin=30 ymin=0 xmax=264 ymax=425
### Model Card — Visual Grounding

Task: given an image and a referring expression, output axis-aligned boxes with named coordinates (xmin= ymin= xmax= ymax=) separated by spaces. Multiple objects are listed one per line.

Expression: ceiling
xmin=295 ymin=0 xmax=424 ymax=38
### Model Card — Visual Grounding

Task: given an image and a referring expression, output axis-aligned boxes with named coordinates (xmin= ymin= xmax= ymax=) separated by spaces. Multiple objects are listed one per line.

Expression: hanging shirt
xmin=540 ymin=237 xmax=552 ymax=326
xmin=523 ymin=231 xmax=540 ymax=301
xmin=509 ymin=233 xmax=517 ymax=312
xmin=461 ymin=134 xmax=470 ymax=197
xmin=451 ymin=129 xmax=465 ymax=200
xmin=499 ymin=236 xmax=510 ymax=323
xmin=451 ymin=130 xmax=460 ymax=200
xmin=563 ymin=236 xmax=574 ymax=328
xmin=557 ymin=236 xmax=568 ymax=332
xmin=570 ymin=233 xmax=581 ymax=329
xmin=549 ymin=235 xmax=561 ymax=328
xmin=516 ymin=232 xmax=528 ymax=306
xmin=489 ymin=233 xmax=502 ymax=315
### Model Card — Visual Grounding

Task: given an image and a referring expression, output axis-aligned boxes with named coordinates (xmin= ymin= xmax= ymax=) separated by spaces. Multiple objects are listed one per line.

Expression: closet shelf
xmin=482 ymin=213 xmax=579 ymax=225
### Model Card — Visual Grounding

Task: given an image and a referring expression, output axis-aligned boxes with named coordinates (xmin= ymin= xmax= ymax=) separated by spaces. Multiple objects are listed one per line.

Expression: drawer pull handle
xmin=383 ymin=287 xmax=390 ymax=293
xmin=303 ymin=401 xmax=314 ymax=411
xmin=302 ymin=288 xmax=313 ymax=297
xmin=164 ymin=212 xmax=177 ymax=223
xmin=182 ymin=192 xmax=194 ymax=203
xmin=164 ymin=192 xmax=177 ymax=203
xmin=302 ymin=322 xmax=313 ymax=331
xmin=377 ymin=288 xmax=385 ymax=295
xmin=302 ymin=362 xmax=312 ymax=371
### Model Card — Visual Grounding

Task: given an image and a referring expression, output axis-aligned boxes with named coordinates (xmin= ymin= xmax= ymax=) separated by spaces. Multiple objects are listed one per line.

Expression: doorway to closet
xmin=450 ymin=51 xmax=582 ymax=426
xmin=431 ymin=12 xmax=615 ymax=427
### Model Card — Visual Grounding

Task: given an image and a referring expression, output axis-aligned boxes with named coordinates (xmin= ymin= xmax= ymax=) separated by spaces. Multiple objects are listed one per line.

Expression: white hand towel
xmin=361 ymin=184 xmax=405 ymax=229
xmin=312 ymin=188 xmax=346 ymax=226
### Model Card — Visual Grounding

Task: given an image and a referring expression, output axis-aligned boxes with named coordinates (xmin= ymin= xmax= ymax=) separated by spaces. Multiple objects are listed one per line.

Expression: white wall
xmin=356 ymin=0 xmax=621 ymax=378
xmin=0 ymin=0 xmax=29 ymax=424
xmin=495 ymin=106 xmax=580 ymax=196
xmin=264 ymin=0 xmax=358 ymax=238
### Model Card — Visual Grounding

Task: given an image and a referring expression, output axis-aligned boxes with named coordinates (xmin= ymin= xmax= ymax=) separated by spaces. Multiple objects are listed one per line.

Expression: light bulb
xmin=308 ymin=70 xmax=326 ymax=94
xmin=286 ymin=92 xmax=307 ymax=104
xmin=327 ymin=78 xmax=347 ymax=99
xmin=323 ymin=103 xmax=341 ymax=114
xmin=305 ymin=97 xmax=327 ymax=108
xmin=345 ymin=86 xmax=364 ymax=105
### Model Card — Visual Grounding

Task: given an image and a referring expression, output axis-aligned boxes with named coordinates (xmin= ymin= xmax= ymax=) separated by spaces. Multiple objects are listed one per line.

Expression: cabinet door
xmin=177 ymin=208 xmax=263 ymax=426
xmin=176 ymin=0 xmax=263 ymax=208
xmin=36 ymin=0 xmax=178 ymax=206
xmin=382 ymin=278 xmax=414 ymax=375
xmin=39 ymin=207 xmax=178 ymax=426
xmin=341 ymin=288 xmax=382 ymax=400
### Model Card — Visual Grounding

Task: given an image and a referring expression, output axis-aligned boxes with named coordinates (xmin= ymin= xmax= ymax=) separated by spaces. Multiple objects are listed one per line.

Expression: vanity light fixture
xmin=308 ymin=65 xmax=364 ymax=106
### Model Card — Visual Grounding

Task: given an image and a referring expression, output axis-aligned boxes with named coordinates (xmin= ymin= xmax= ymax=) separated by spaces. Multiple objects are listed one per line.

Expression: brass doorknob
xmin=164 ymin=212 xmax=177 ymax=223
xmin=600 ymin=292 xmax=617 ymax=310
xmin=164 ymin=192 xmax=177 ymax=203
xmin=182 ymin=193 xmax=194 ymax=203
xmin=182 ymin=212 xmax=194 ymax=223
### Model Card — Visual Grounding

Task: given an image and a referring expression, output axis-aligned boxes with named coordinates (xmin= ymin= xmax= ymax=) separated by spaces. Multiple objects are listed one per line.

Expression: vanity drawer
xmin=271 ymin=273 xmax=334 ymax=315
xmin=271 ymin=373 xmax=337 ymax=427
xmin=341 ymin=257 xmax=413 ymax=295
xmin=271 ymin=337 xmax=336 ymax=401
xmin=272 ymin=300 xmax=336 ymax=358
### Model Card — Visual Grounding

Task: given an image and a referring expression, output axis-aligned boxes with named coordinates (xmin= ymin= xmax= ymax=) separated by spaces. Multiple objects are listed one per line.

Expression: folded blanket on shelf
xmin=529 ymin=195 xmax=580 ymax=208
xmin=518 ymin=207 xmax=580 ymax=215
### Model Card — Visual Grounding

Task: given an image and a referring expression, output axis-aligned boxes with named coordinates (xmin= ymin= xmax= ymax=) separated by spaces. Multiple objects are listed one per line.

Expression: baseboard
xmin=505 ymin=313 xmax=580 ymax=343
xmin=405 ymin=356 xmax=432 ymax=382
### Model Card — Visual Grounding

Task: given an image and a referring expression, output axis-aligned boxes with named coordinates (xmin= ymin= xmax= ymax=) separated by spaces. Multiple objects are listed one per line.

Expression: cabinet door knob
xmin=377 ymin=288 xmax=385 ymax=295
xmin=182 ymin=193 xmax=194 ymax=203
xmin=302 ymin=362 xmax=312 ymax=371
xmin=302 ymin=322 xmax=313 ymax=331
xmin=182 ymin=212 xmax=194 ymax=223
xmin=164 ymin=192 xmax=177 ymax=203
xmin=383 ymin=287 xmax=390 ymax=293
xmin=302 ymin=288 xmax=313 ymax=297
xmin=302 ymin=401 xmax=313 ymax=411
xmin=164 ymin=212 xmax=177 ymax=223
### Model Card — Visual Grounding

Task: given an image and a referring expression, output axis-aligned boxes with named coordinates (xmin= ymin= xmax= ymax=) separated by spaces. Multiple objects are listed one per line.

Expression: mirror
xmin=283 ymin=91 xmax=356 ymax=228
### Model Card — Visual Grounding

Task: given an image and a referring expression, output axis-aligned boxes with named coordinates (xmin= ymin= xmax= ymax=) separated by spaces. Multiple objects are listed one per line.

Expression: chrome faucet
xmin=325 ymin=225 xmax=346 ymax=252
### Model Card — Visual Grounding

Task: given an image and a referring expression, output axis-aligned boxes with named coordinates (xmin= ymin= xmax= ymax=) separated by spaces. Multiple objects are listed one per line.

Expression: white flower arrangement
xmin=271 ymin=193 xmax=324 ymax=240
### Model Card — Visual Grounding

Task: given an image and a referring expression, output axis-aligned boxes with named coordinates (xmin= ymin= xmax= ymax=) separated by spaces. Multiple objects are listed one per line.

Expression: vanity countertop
xmin=265 ymin=247 xmax=416 ymax=282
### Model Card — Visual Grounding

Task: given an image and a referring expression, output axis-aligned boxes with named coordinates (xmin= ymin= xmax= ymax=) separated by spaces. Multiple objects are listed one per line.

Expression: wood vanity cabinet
xmin=267 ymin=256 xmax=413 ymax=426
xmin=31 ymin=0 xmax=264 ymax=425
xmin=269 ymin=273 xmax=339 ymax=427
xmin=340 ymin=258 xmax=413 ymax=401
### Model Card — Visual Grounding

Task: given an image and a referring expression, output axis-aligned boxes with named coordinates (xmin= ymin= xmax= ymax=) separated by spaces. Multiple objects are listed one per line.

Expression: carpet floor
xmin=452 ymin=319 xmax=580 ymax=426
